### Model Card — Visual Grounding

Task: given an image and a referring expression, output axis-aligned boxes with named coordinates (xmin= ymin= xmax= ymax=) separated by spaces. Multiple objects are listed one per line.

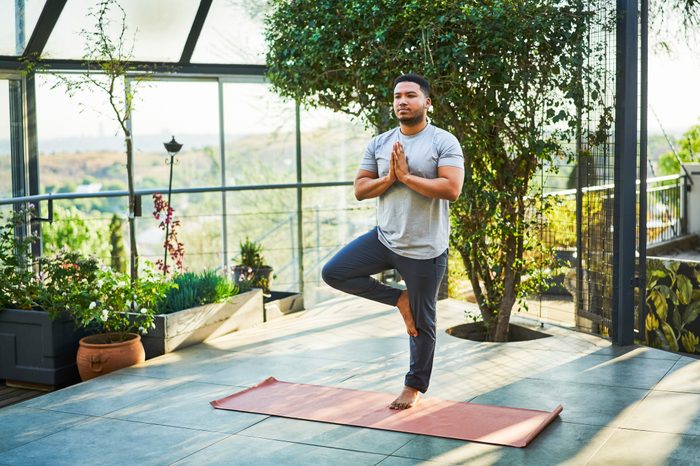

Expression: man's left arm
xmin=392 ymin=141 xmax=464 ymax=201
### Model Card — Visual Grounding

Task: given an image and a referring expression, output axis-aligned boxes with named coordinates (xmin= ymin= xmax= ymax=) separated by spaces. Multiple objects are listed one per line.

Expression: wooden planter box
xmin=0 ymin=308 xmax=87 ymax=388
xmin=264 ymin=291 xmax=304 ymax=322
xmin=133 ymin=289 xmax=264 ymax=360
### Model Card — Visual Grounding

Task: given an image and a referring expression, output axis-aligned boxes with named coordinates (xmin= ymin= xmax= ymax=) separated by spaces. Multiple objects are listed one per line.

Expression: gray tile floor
xmin=1 ymin=297 xmax=699 ymax=465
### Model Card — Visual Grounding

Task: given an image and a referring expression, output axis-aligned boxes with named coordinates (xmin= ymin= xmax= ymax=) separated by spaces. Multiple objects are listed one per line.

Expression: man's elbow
xmin=354 ymin=184 xmax=365 ymax=201
xmin=447 ymin=188 xmax=461 ymax=202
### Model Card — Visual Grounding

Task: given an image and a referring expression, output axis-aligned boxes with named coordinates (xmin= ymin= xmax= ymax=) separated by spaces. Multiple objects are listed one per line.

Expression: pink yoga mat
xmin=211 ymin=377 xmax=562 ymax=447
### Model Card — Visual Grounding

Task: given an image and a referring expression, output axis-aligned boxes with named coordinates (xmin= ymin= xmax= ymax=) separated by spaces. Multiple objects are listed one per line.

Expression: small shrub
xmin=157 ymin=270 xmax=238 ymax=315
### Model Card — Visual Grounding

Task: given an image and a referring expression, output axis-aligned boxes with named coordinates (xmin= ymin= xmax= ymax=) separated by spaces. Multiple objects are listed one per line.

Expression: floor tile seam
xmin=233 ymin=430 xmax=401 ymax=457
xmin=94 ymin=411 xmax=257 ymax=435
xmin=386 ymin=432 xmax=419 ymax=457
xmin=612 ymin=426 xmax=700 ymax=438
xmin=649 ymin=359 xmax=695 ymax=392
xmin=0 ymin=414 xmax=97 ymax=456
xmin=577 ymin=425 xmax=620 ymax=466
xmin=522 ymin=374 xmax=660 ymax=391
xmin=647 ymin=387 xmax=700 ymax=395
xmin=165 ymin=432 xmax=236 ymax=466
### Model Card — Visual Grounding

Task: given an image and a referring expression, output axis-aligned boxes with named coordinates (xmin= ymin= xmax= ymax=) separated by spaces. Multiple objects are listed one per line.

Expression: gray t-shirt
xmin=359 ymin=124 xmax=464 ymax=259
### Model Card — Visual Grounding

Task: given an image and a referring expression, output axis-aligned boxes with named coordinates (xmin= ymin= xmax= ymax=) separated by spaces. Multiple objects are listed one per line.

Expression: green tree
xmin=42 ymin=206 xmax=110 ymax=259
xmin=109 ymin=214 xmax=127 ymax=273
xmin=25 ymin=0 xmax=151 ymax=282
xmin=266 ymin=0 xmax=609 ymax=341
xmin=656 ymin=124 xmax=700 ymax=176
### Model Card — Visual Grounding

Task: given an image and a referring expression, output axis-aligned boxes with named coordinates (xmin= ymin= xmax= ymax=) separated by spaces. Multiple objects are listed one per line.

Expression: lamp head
xmin=164 ymin=136 xmax=182 ymax=156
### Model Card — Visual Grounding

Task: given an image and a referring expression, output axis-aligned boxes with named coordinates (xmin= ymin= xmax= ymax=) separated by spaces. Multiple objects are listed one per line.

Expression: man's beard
xmin=397 ymin=112 xmax=425 ymax=126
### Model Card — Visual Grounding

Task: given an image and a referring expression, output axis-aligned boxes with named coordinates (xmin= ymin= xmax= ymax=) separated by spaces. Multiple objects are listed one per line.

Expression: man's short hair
xmin=393 ymin=74 xmax=431 ymax=98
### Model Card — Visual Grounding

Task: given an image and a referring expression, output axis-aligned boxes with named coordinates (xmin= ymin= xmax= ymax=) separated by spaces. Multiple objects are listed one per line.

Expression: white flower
xmin=89 ymin=302 xmax=97 ymax=310
xmin=118 ymin=281 xmax=127 ymax=288
xmin=140 ymin=308 xmax=148 ymax=314
xmin=101 ymin=309 xmax=109 ymax=322
xmin=97 ymin=279 xmax=104 ymax=288
xmin=138 ymin=327 xmax=145 ymax=333
xmin=125 ymin=300 xmax=131 ymax=308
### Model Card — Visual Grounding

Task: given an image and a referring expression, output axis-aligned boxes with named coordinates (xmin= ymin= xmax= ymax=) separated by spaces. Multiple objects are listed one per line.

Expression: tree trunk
xmin=493 ymin=233 xmax=518 ymax=342
xmin=125 ymin=133 xmax=138 ymax=282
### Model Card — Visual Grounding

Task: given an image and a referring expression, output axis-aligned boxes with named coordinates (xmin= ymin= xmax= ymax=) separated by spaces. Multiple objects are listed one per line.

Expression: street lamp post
xmin=163 ymin=136 xmax=183 ymax=275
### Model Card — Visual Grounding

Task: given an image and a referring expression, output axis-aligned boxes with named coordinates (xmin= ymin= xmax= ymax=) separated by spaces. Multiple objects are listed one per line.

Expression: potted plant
xmin=68 ymin=264 xmax=172 ymax=381
xmin=0 ymin=209 xmax=88 ymax=388
xmin=232 ymin=238 xmax=273 ymax=295
xmin=135 ymin=270 xmax=264 ymax=359
xmin=0 ymin=208 xmax=173 ymax=384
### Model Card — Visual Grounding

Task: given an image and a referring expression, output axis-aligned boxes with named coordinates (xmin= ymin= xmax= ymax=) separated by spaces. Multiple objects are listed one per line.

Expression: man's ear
xmin=425 ymin=97 xmax=432 ymax=109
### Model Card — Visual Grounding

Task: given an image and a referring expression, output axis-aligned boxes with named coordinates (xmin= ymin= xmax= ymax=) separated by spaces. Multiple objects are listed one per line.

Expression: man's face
xmin=393 ymin=81 xmax=431 ymax=126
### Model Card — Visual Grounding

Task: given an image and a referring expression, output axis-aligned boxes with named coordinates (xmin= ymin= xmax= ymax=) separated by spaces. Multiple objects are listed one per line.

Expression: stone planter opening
xmin=446 ymin=322 xmax=552 ymax=342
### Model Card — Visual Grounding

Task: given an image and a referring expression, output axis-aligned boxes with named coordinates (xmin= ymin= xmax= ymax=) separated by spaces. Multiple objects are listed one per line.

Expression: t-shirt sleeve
xmin=436 ymin=131 xmax=464 ymax=169
xmin=359 ymin=137 xmax=378 ymax=173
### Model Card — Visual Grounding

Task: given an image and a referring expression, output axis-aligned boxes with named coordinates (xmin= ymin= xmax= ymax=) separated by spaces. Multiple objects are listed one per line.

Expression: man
xmin=322 ymin=74 xmax=464 ymax=409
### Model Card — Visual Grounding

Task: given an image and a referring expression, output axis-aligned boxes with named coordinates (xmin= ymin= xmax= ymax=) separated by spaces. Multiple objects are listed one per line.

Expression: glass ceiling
xmin=0 ymin=0 xmax=268 ymax=67
xmin=0 ymin=0 xmax=45 ymax=55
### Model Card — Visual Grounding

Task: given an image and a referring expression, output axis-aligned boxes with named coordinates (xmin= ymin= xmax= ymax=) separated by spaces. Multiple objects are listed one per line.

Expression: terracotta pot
xmin=76 ymin=333 xmax=145 ymax=381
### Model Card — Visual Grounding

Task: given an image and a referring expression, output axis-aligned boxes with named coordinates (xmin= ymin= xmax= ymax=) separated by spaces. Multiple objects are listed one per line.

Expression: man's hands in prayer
xmin=391 ymin=141 xmax=410 ymax=183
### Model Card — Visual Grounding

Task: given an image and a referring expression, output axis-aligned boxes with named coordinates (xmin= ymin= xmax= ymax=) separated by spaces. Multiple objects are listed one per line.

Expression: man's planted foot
xmin=389 ymin=386 xmax=420 ymax=410
xmin=396 ymin=290 xmax=418 ymax=337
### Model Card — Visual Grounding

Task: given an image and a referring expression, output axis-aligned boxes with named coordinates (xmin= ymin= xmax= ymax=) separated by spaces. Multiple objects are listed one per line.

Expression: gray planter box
xmin=0 ymin=308 xmax=86 ymax=388
xmin=134 ymin=289 xmax=264 ymax=359
xmin=264 ymin=291 xmax=304 ymax=322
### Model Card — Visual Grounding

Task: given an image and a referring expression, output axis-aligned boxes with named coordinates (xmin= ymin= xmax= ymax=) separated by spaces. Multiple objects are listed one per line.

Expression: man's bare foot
xmin=389 ymin=386 xmax=420 ymax=410
xmin=396 ymin=290 xmax=418 ymax=337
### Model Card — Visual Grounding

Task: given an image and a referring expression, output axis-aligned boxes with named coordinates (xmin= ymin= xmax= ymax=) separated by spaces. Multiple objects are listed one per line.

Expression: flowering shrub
xmin=1 ymin=209 xmax=173 ymax=342
xmin=73 ymin=265 xmax=173 ymax=342
xmin=152 ymin=193 xmax=185 ymax=275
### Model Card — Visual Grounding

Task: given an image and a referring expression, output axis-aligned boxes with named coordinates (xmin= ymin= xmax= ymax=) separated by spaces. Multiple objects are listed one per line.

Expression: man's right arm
xmin=354 ymin=169 xmax=395 ymax=201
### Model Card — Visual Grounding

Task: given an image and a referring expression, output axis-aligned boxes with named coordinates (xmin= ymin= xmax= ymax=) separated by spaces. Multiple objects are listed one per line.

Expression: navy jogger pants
xmin=321 ymin=227 xmax=447 ymax=393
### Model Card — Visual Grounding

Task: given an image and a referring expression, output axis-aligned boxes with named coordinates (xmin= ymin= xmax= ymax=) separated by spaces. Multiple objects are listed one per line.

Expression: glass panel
xmin=222 ymin=82 xmax=295 ymax=185
xmin=0 ymin=0 xmax=45 ymax=55
xmin=137 ymin=192 xmax=223 ymax=273
xmin=192 ymin=0 xmax=267 ymax=65
xmin=301 ymin=107 xmax=374 ymax=183
xmin=226 ymin=188 xmax=298 ymax=291
xmin=131 ymin=80 xmax=220 ymax=189
xmin=36 ymin=73 xmax=126 ymax=196
xmin=0 ymin=80 xmax=10 ymax=199
xmin=43 ymin=0 xmax=199 ymax=61
xmin=302 ymin=186 xmax=376 ymax=307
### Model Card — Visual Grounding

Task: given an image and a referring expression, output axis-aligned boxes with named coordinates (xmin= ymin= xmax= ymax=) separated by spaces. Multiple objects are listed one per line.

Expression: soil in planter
xmin=446 ymin=322 xmax=552 ymax=342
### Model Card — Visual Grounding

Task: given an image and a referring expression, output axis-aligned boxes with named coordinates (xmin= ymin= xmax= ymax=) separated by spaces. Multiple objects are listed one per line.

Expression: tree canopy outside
xmin=266 ymin=0 xmax=610 ymax=341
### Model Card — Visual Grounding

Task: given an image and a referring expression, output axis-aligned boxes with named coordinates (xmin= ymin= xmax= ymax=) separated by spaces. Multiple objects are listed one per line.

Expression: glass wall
xmin=300 ymin=107 xmax=373 ymax=183
xmin=222 ymin=81 xmax=296 ymax=185
xmin=131 ymin=79 xmax=220 ymax=189
xmin=0 ymin=80 xmax=10 ymax=200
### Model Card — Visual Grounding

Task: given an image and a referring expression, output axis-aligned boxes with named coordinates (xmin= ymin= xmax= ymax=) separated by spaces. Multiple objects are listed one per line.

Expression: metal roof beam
xmin=0 ymin=56 xmax=265 ymax=76
xmin=179 ymin=0 xmax=213 ymax=64
xmin=22 ymin=0 xmax=67 ymax=57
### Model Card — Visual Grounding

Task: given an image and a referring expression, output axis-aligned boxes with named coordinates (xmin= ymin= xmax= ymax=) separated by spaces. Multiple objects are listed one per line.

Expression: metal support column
xmin=638 ymin=0 xmax=649 ymax=337
xmin=295 ymin=103 xmax=304 ymax=293
xmin=612 ymin=0 xmax=638 ymax=346
xmin=218 ymin=79 xmax=229 ymax=274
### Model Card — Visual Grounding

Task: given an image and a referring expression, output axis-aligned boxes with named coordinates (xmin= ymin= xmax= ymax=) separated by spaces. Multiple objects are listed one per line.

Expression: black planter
xmin=232 ymin=265 xmax=273 ymax=290
xmin=0 ymin=308 xmax=86 ymax=388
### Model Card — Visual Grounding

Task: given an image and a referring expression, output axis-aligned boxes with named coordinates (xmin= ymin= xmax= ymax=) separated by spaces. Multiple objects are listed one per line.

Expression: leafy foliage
xmin=42 ymin=205 xmax=110 ymax=259
xmin=157 ymin=270 xmax=239 ymax=315
xmin=0 ymin=209 xmax=39 ymax=310
xmin=656 ymin=124 xmax=700 ymax=177
xmin=265 ymin=0 xmax=610 ymax=340
xmin=645 ymin=258 xmax=700 ymax=354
